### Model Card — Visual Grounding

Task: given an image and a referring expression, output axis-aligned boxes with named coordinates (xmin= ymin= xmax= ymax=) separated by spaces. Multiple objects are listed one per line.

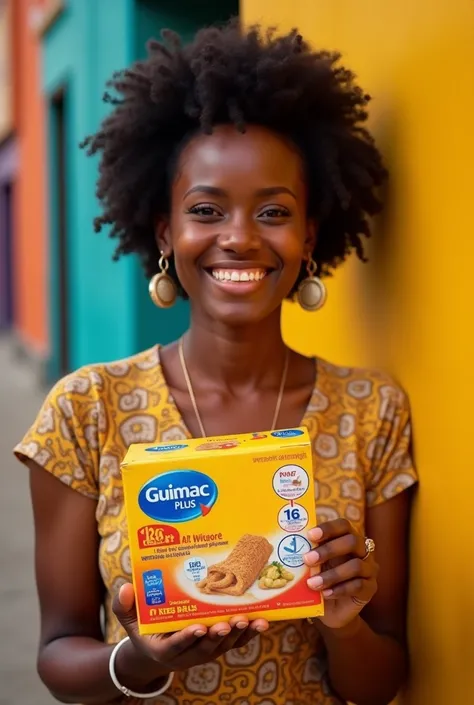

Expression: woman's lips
xmin=211 ymin=268 xmax=268 ymax=282
xmin=204 ymin=267 xmax=272 ymax=295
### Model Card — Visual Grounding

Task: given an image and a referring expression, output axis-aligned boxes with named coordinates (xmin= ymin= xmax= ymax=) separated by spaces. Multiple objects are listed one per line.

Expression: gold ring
xmin=362 ymin=537 xmax=375 ymax=560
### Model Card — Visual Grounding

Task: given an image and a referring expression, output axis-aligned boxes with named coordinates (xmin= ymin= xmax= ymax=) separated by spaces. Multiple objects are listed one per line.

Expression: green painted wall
xmin=44 ymin=0 xmax=137 ymax=378
xmin=43 ymin=0 xmax=237 ymax=379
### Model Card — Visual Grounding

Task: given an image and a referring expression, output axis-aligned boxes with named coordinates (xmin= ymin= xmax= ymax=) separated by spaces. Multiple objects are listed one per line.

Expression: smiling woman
xmin=162 ymin=124 xmax=312 ymax=326
xmin=13 ymin=18 xmax=417 ymax=705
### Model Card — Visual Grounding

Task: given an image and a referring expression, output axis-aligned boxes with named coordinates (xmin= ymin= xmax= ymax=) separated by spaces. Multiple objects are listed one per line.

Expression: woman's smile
xmin=204 ymin=261 xmax=276 ymax=295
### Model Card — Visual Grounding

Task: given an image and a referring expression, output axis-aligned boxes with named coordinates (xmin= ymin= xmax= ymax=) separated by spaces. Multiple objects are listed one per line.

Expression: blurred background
xmin=0 ymin=0 xmax=473 ymax=703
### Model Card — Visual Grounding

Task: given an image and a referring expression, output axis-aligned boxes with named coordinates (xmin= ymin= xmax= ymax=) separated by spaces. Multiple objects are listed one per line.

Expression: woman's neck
xmin=183 ymin=307 xmax=288 ymax=392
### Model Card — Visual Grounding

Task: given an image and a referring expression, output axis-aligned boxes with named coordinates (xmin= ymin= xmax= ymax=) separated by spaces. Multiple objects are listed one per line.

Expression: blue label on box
xmin=138 ymin=470 xmax=218 ymax=523
xmin=145 ymin=444 xmax=188 ymax=452
xmin=271 ymin=429 xmax=304 ymax=438
xmin=143 ymin=570 xmax=166 ymax=606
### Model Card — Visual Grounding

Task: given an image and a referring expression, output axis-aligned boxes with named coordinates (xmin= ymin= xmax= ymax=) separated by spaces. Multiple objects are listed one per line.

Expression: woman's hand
xmin=304 ymin=519 xmax=378 ymax=630
xmin=112 ymin=583 xmax=269 ymax=678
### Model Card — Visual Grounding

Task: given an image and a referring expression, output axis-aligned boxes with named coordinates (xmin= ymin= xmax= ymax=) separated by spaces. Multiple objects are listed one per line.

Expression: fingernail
xmin=256 ymin=626 xmax=267 ymax=632
xmin=194 ymin=630 xmax=206 ymax=637
xmin=308 ymin=576 xmax=323 ymax=589
xmin=308 ymin=527 xmax=323 ymax=542
xmin=236 ymin=621 xmax=248 ymax=630
xmin=322 ymin=589 xmax=333 ymax=598
xmin=218 ymin=630 xmax=231 ymax=637
xmin=304 ymin=551 xmax=319 ymax=565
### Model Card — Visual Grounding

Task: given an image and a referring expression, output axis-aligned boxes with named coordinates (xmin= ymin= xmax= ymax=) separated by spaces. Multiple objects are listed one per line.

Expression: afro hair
xmin=81 ymin=19 xmax=387 ymax=297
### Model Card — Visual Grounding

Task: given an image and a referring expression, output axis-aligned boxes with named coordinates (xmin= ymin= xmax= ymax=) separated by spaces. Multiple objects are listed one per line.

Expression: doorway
xmin=49 ymin=86 xmax=70 ymax=378
xmin=0 ymin=180 xmax=14 ymax=330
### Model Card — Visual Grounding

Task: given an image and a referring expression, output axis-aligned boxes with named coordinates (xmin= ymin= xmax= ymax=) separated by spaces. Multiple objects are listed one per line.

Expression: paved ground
xmin=0 ymin=335 xmax=56 ymax=704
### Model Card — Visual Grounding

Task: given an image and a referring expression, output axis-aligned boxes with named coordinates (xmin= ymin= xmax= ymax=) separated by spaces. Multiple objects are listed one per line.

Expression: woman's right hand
xmin=112 ymin=583 xmax=269 ymax=679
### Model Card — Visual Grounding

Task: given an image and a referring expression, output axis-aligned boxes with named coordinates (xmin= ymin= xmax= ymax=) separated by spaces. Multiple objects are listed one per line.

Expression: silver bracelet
xmin=109 ymin=636 xmax=174 ymax=699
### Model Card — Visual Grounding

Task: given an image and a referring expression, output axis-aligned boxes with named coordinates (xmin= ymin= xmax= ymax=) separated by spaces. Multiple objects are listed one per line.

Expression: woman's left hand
xmin=304 ymin=519 xmax=379 ymax=630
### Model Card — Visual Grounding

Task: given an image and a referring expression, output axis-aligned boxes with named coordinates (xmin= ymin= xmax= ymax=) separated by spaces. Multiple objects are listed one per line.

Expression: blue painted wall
xmin=43 ymin=0 xmax=237 ymax=379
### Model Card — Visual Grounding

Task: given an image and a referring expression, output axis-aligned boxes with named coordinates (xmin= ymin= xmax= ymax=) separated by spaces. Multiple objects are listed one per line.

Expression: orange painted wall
xmin=12 ymin=0 xmax=48 ymax=356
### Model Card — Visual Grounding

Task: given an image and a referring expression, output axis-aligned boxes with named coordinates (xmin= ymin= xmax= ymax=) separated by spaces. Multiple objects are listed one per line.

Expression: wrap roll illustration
xmin=197 ymin=534 xmax=273 ymax=596
xmin=195 ymin=441 xmax=239 ymax=451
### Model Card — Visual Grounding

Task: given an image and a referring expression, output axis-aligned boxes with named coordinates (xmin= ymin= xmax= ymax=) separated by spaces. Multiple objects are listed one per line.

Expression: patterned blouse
xmin=14 ymin=345 xmax=417 ymax=705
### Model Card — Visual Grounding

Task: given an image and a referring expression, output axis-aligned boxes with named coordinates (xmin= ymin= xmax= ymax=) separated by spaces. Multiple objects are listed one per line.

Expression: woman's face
xmin=158 ymin=124 xmax=315 ymax=326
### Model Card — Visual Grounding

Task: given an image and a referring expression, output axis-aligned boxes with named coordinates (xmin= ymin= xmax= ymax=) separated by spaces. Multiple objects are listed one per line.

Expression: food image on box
xmin=259 ymin=562 xmax=294 ymax=589
xmin=121 ymin=428 xmax=324 ymax=634
xmin=197 ymin=534 xmax=273 ymax=596
xmin=195 ymin=440 xmax=240 ymax=451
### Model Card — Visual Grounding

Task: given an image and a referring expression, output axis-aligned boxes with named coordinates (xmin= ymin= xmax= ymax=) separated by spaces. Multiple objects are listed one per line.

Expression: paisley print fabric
xmin=14 ymin=345 xmax=417 ymax=704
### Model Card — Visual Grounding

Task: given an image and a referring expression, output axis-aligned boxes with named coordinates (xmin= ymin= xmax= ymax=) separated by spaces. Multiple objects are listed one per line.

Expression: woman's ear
xmin=155 ymin=217 xmax=172 ymax=258
xmin=304 ymin=218 xmax=318 ymax=259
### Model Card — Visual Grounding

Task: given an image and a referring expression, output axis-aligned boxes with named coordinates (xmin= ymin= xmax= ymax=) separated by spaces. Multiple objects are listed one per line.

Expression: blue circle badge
xmin=145 ymin=444 xmax=188 ymax=452
xmin=271 ymin=429 xmax=304 ymax=438
xmin=277 ymin=534 xmax=312 ymax=568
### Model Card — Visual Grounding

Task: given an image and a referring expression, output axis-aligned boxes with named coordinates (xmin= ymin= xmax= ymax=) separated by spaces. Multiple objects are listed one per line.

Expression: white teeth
xmin=211 ymin=269 xmax=267 ymax=282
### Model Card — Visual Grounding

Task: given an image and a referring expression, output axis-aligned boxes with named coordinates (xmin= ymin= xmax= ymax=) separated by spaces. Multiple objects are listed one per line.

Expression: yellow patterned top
xmin=14 ymin=345 xmax=417 ymax=705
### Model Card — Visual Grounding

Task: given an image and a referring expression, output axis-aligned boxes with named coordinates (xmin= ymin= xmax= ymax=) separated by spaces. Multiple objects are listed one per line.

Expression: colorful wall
xmin=12 ymin=0 xmax=48 ymax=356
xmin=43 ymin=0 xmax=237 ymax=380
xmin=133 ymin=0 xmax=239 ymax=360
xmin=242 ymin=1 xmax=474 ymax=703
xmin=0 ymin=0 xmax=16 ymax=331
xmin=42 ymin=0 xmax=140 ymax=378
xmin=0 ymin=138 xmax=17 ymax=331
xmin=0 ymin=0 xmax=13 ymax=142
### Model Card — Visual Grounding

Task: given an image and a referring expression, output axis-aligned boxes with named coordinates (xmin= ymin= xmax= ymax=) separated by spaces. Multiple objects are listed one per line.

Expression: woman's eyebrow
xmin=183 ymin=185 xmax=297 ymax=200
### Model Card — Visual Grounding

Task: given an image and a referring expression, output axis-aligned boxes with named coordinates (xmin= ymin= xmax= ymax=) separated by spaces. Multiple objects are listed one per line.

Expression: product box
xmin=121 ymin=427 xmax=324 ymax=634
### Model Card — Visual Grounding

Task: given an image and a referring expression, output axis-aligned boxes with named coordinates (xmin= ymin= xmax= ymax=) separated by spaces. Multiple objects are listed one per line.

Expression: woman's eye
xmin=186 ymin=204 xmax=221 ymax=217
xmin=259 ymin=207 xmax=290 ymax=219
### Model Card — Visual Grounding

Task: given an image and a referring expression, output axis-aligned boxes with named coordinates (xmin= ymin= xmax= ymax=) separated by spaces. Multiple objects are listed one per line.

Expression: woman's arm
xmin=29 ymin=460 xmax=268 ymax=704
xmin=28 ymin=461 xmax=173 ymax=704
xmin=316 ymin=489 xmax=414 ymax=705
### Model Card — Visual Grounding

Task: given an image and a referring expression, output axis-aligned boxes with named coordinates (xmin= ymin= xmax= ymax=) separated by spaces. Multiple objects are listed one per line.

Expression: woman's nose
xmin=216 ymin=224 xmax=261 ymax=253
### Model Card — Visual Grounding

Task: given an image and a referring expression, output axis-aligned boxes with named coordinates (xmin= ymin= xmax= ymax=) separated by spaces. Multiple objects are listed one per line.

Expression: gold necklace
xmin=178 ymin=337 xmax=290 ymax=437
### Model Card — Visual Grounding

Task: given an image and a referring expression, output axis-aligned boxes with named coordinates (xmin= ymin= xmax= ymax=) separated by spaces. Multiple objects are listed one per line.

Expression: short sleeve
xmin=13 ymin=368 xmax=100 ymax=499
xmin=364 ymin=382 xmax=418 ymax=508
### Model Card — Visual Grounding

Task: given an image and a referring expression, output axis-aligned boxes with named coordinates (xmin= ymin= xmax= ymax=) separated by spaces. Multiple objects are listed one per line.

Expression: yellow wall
xmin=242 ymin=1 xmax=474 ymax=702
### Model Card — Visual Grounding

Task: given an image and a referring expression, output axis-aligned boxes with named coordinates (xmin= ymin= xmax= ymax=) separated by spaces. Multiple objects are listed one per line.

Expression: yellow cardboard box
xmin=121 ymin=427 xmax=324 ymax=634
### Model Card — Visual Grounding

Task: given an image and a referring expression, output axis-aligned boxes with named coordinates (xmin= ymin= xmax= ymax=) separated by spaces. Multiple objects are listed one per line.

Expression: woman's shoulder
xmin=18 ymin=344 xmax=166 ymax=451
xmin=12 ymin=346 xmax=168 ymax=495
xmin=48 ymin=346 xmax=163 ymax=399
xmin=312 ymin=357 xmax=416 ymax=509
xmin=316 ymin=356 xmax=409 ymax=405
xmin=82 ymin=345 xmax=161 ymax=381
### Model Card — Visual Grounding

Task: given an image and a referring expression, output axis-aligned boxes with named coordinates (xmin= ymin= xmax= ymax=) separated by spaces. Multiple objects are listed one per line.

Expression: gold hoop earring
xmin=296 ymin=258 xmax=327 ymax=311
xmin=148 ymin=253 xmax=178 ymax=308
